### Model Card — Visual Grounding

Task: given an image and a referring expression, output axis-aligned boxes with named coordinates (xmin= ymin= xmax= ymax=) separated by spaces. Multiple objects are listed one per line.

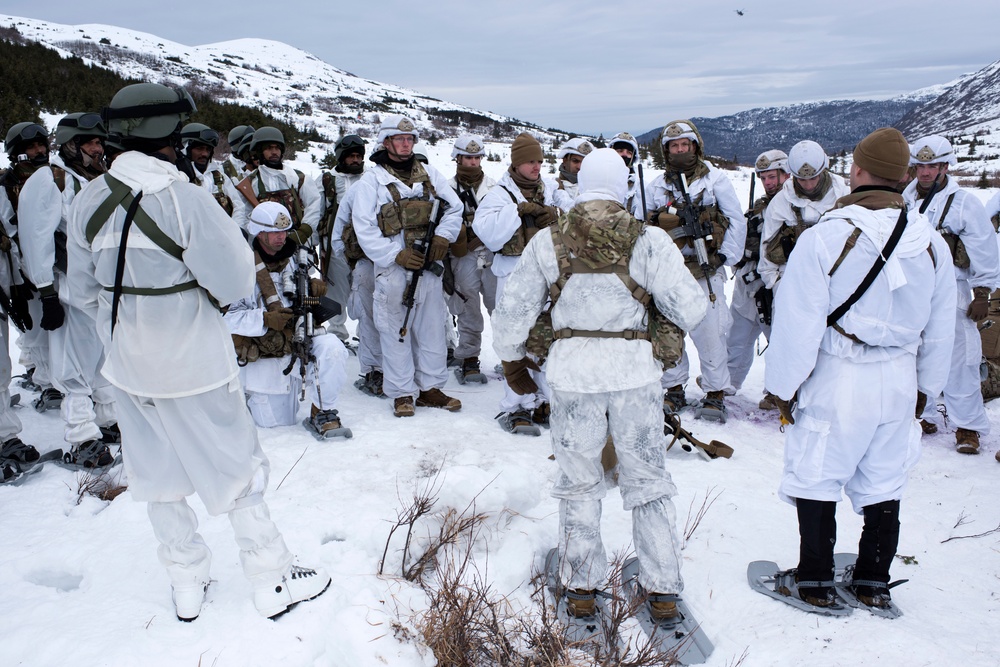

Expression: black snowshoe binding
xmin=353 ymin=370 xmax=386 ymax=398
xmin=302 ymin=408 xmax=353 ymax=440
xmin=59 ymin=439 xmax=119 ymax=470
xmin=0 ymin=437 xmax=40 ymax=465
xmin=16 ymin=368 xmax=41 ymax=392
xmin=33 ymin=387 xmax=63 ymax=412
xmin=455 ymin=357 xmax=487 ymax=385
xmin=833 ymin=553 xmax=905 ymax=618
xmin=747 ymin=561 xmax=851 ymax=617
xmin=663 ymin=385 xmax=687 ymax=416
xmin=100 ymin=423 xmax=122 ymax=444
xmin=496 ymin=409 xmax=541 ymax=436
xmin=694 ymin=391 xmax=727 ymax=423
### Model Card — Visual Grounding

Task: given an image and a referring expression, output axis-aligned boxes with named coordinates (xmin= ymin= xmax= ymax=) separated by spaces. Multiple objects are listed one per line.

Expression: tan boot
xmin=648 ymin=593 xmax=680 ymax=621
xmin=920 ymin=419 xmax=938 ymax=435
xmin=309 ymin=404 xmax=342 ymax=433
xmin=956 ymin=428 xmax=980 ymax=454
xmin=758 ymin=393 xmax=778 ymax=410
xmin=416 ymin=388 xmax=461 ymax=411
xmin=565 ymin=589 xmax=596 ymax=618
xmin=393 ymin=396 xmax=415 ymax=418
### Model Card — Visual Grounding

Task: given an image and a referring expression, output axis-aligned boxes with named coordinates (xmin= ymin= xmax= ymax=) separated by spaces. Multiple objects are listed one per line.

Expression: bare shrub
xmin=682 ymin=487 xmax=723 ymax=548
xmin=74 ymin=466 xmax=127 ymax=505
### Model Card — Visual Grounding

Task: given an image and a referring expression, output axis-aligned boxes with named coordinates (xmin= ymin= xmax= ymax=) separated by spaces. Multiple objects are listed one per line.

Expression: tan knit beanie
xmin=510 ymin=132 xmax=543 ymax=167
xmin=853 ymin=128 xmax=909 ymax=181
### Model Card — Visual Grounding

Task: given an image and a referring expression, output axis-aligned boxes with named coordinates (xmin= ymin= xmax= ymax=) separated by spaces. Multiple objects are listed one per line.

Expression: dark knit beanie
xmin=510 ymin=133 xmax=543 ymax=167
xmin=853 ymin=128 xmax=909 ymax=181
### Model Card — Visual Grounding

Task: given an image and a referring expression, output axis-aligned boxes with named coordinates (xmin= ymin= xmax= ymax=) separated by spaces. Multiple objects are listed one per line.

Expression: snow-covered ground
xmin=2 ymin=153 xmax=999 ymax=667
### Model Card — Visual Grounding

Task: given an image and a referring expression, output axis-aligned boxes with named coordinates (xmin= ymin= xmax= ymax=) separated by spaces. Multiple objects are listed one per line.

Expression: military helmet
xmin=180 ymin=123 xmax=220 ymax=149
xmin=787 ymin=140 xmax=828 ymax=180
xmin=335 ymin=134 xmax=366 ymax=161
xmin=55 ymin=113 xmax=108 ymax=146
xmin=249 ymin=126 xmax=285 ymax=155
xmin=228 ymin=124 xmax=255 ymax=146
xmin=5 ymin=122 xmax=49 ymax=157
xmin=102 ymin=83 xmax=195 ymax=139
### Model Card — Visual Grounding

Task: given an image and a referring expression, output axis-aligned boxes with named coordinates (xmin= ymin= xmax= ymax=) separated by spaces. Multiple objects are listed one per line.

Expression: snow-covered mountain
xmin=897 ymin=59 xmax=1000 ymax=138
xmin=0 ymin=14 xmax=577 ymax=151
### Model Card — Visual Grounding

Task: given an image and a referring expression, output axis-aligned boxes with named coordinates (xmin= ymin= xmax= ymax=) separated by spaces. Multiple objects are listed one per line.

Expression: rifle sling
xmin=826 ymin=206 xmax=908 ymax=330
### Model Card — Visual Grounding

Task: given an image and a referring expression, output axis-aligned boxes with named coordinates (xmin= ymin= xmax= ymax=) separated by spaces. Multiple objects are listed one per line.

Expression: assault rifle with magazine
xmin=673 ymin=173 xmax=718 ymax=303
xmin=399 ymin=197 xmax=448 ymax=341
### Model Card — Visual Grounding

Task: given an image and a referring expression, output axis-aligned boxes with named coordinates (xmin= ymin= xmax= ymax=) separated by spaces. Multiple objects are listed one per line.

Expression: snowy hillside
xmin=1 ymin=142 xmax=998 ymax=665
xmin=0 ymin=14 xmax=577 ymax=149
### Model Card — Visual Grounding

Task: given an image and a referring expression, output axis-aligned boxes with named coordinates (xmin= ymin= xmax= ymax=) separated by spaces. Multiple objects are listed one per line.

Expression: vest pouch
xmin=649 ymin=307 xmax=684 ymax=369
xmin=764 ymin=224 xmax=804 ymax=265
xmin=941 ymin=232 xmax=970 ymax=269
xmin=525 ymin=309 xmax=554 ymax=363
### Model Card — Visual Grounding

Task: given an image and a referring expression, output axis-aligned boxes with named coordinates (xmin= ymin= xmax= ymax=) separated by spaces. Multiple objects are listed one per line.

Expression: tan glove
xmin=967 ymin=287 xmax=990 ymax=321
xmin=395 ymin=248 xmax=425 ymax=270
xmin=428 ymin=235 xmax=450 ymax=262
xmin=502 ymin=357 xmax=541 ymax=395
xmin=263 ymin=307 xmax=293 ymax=331
xmin=655 ymin=210 xmax=681 ymax=230
xmin=309 ymin=278 xmax=327 ymax=297
xmin=517 ymin=201 xmax=545 ymax=219
xmin=772 ymin=394 xmax=795 ymax=425
xmin=450 ymin=227 xmax=469 ymax=258
xmin=534 ymin=205 xmax=559 ymax=229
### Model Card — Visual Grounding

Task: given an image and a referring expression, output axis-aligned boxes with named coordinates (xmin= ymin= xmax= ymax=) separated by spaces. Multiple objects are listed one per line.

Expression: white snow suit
xmin=765 ymin=190 xmax=956 ymax=512
xmin=644 ymin=163 xmax=746 ymax=394
xmin=492 ymin=149 xmax=707 ymax=594
xmin=474 ymin=170 xmax=562 ymax=413
xmin=350 ymin=161 xmax=462 ymax=400
xmin=66 ymin=150 xmax=295 ymax=594
xmin=903 ymin=178 xmax=1000 ymax=435
xmin=18 ymin=154 xmax=115 ymax=445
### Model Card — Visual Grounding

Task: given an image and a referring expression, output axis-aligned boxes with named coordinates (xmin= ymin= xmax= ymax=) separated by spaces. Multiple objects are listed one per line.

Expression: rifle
xmin=399 ymin=198 xmax=449 ymax=342
xmin=282 ymin=244 xmax=342 ymax=401
xmin=674 ymin=173 xmax=718 ymax=303
xmin=638 ymin=163 xmax=648 ymax=225
xmin=918 ymin=176 xmax=942 ymax=215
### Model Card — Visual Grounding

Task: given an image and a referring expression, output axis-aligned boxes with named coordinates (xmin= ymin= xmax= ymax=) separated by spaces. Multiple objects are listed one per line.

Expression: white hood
xmin=576 ymin=148 xmax=628 ymax=204
xmin=108 ymin=151 xmax=189 ymax=194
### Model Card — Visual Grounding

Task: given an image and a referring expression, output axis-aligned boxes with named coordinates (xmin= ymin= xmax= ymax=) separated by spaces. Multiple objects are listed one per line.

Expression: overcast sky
xmin=4 ymin=1 xmax=998 ymax=137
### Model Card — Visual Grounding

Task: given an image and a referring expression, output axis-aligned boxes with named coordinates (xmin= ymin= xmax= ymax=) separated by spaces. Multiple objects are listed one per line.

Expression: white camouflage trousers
xmin=920 ymin=305 xmax=990 ymax=435
xmin=661 ymin=272 xmax=733 ymax=393
xmin=348 ymin=258 xmax=382 ymax=375
xmin=551 ymin=381 xmax=683 ymax=594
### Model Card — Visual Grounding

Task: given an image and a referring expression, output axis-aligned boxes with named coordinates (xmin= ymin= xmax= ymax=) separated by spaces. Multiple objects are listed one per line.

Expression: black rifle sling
xmin=110 ymin=192 xmax=144 ymax=337
xmin=826 ymin=206 xmax=908 ymax=328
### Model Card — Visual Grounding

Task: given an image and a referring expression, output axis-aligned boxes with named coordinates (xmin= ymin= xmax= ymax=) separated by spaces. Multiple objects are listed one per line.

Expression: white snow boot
xmin=254 ymin=564 xmax=331 ymax=619
xmin=173 ymin=581 xmax=209 ymax=622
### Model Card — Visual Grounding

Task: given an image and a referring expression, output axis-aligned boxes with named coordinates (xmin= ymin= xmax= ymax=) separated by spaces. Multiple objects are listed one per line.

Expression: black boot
xmin=795 ymin=498 xmax=837 ymax=605
xmin=852 ymin=500 xmax=900 ymax=608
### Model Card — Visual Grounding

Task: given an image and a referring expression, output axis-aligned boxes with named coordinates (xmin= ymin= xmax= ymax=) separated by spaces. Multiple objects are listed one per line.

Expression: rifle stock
xmin=399 ymin=198 xmax=449 ymax=342
xmin=677 ymin=173 xmax=717 ymax=303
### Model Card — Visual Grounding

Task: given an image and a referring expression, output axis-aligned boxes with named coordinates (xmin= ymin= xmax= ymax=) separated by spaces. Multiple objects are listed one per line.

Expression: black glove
xmin=9 ymin=284 xmax=32 ymax=331
xmin=40 ymin=292 xmax=65 ymax=331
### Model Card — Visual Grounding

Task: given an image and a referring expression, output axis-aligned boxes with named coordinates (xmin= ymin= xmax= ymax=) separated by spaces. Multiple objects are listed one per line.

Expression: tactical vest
xmin=239 ymin=169 xmax=307 ymax=224
xmin=498 ymin=185 xmax=553 ymax=257
xmin=933 ymin=194 xmax=970 ymax=269
xmin=655 ymin=189 xmax=729 ymax=278
xmin=764 ymin=206 xmax=810 ymax=266
xmin=222 ymin=159 xmax=242 ymax=183
xmin=84 ymin=174 xmax=220 ymax=308
xmin=740 ymin=196 xmax=769 ymax=266
xmin=524 ymin=201 xmax=684 ymax=369
xmin=454 ymin=182 xmax=483 ymax=249
xmin=376 ymin=163 xmax=436 ymax=247
xmin=231 ymin=253 xmax=294 ymax=365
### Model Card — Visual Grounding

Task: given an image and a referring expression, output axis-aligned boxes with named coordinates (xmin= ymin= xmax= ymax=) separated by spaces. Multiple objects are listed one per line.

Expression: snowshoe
xmin=353 ymin=370 xmax=386 ymax=398
xmin=695 ymin=391 xmax=727 ymax=423
xmin=496 ymin=410 xmax=541 ymax=436
xmin=302 ymin=407 xmax=352 ymax=439
xmin=833 ymin=553 xmax=904 ymax=619
xmin=33 ymin=387 xmax=63 ymax=412
xmin=455 ymin=357 xmax=487 ymax=385
xmin=0 ymin=436 xmax=40 ymax=465
xmin=621 ymin=557 xmax=714 ymax=665
xmin=542 ymin=549 xmax=611 ymax=650
xmin=16 ymin=369 xmax=41 ymax=392
xmin=663 ymin=385 xmax=687 ymax=416
xmin=0 ymin=449 xmax=65 ymax=485
xmin=54 ymin=439 xmax=121 ymax=471
xmin=9 ymin=393 xmax=20 ymax=408
xmin=747 ymin=560 xmax=852 ymax=617
xmin=100 ymin=423 xmax=122 ymax=444
xmin=663 ymin=413 xmax=734 ymax=460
